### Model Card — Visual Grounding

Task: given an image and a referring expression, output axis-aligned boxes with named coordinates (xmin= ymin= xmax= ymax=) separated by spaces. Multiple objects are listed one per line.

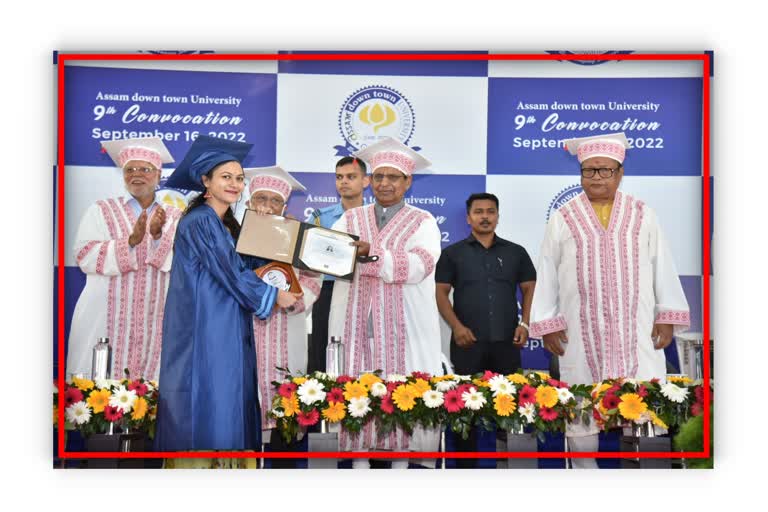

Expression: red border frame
xmin=56 ymin=52 xmax=711 ymax=462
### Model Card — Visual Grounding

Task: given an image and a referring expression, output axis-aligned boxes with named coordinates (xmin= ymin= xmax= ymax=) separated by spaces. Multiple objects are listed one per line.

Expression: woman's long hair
xmin=182 ymin=163 xmax=242 ymax=239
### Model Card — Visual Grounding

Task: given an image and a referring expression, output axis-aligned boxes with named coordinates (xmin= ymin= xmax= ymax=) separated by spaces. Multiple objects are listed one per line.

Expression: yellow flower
xmin=649 ymin=411 xmax=668 ymax=430
xmin=343 ymin=381 xmax=369 ymax=401
xmin=443 ymin=374 xmax=456 ymax=381
xmin=535 ymin=386 xmax=559 ymax=408
xmin=282 ymin=394 xmax=300 ymax=417
xmin=430 ymin=375 xmax=448 ymax=383
xmin=472 ymin=378 xmax=490 ymax=388
xmin=359 ymin=373 xmax=382 ymax=387
xmin=618 ymin=393 xmax=647 ymax=420
xmin=322 ymin=402 xmax=346 ymax=422
xmin=412 ymin=378 xmax=432 ymax=395
xmin=494 ymin=394 xmax=516 ymax=417
xmin=392 ymin=385 xmax=416 ymax=411
xmin=292 ymin=377 xmax=307 ymax=385
xmin=668 ymin=376 xmax=693 ymax=384
xmin=535 ymin=371 xmax=551 ymax=380
xmin=72 ymin=376 xmax=94 ymax=391
xmin=86 ymin=388 xmax=111 ymax=414
xmin=131 ymin=397 xmax=149 ymax=420
xmin=507 ymin=374 xmax=529 ymax=385
xmin=593 ymin=382 xmax=612 ymax=397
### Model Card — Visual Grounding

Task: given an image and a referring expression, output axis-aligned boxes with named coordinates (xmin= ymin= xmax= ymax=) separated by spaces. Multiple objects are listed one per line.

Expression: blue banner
xmin=64 ymin=66 xmax=277 ymax=167
xmin=487 ymin=77 xmax=703 ymax=175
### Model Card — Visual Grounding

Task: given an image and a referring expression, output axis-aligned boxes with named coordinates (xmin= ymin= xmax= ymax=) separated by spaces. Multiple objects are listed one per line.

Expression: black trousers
xmin=450 ymin=340 xmax=521 ymax=468
xmin=307 ymin=280 xmax=334 ymax=373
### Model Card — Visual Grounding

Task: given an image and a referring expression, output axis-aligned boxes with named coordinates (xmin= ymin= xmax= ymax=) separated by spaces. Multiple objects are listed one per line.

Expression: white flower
xmin=454 ymin=374 xmax=471 ymax=382
xmin=624 ymin=378 xmax=639 ymax=387
xmin=488 ymin=375 xmax=516 ymax=397
xmin=435 ymin=380 xmax=457 ymax=392
xmin=461 ymin=387 xmax=487 ymax=411
xmin=660 ymin=383 xmax=689 ymax=403
xmin=65 ymin=401 xmax=92 ymax=425
xmin=271 ymin=409 xmax=285 ymax=418
xmin=297 ymin=378 xmax=326 ymax=405
xmin=519 ymin=403 xmax=536 ymax=424
xmin=386 ymin=374 xmax=407 ymax=383
xmin=312 ymin=371 xmax=329 ymax=381
xmin=370 ymin=382 xmax=388 ymax=398
xmin=95 ymin=378 xmax=120 ymax=390
xmin=348 ymin=396 xmax=372 ymax=418
xmin=423 ymin=390 xmax=445 ymax=409
xmin=557 ymin=388 xmax=575 ymax=404
xmin=109 ymin=385 xmax=137 ymax=413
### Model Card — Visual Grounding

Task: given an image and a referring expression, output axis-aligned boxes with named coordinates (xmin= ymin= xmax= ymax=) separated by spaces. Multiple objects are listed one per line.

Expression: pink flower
xmin=326 ymin=387 xmax=345 ymax=404
xmin=637 ymin=385 xmax=648 ymax=398
xmin=380 ymin=394 xmax=395 ymax=414
xmin=456 ymin=383 xmax=474 ymax=396
xmin=278 ymin=382 xmax=298 ymax=399
xmin=694 ymin=385 xmax=704 ymax=403
xmin=103 ymin=405 xmax=123 ymax=422
xmin=444 ymin=389 xmax=465 ymax=413
xmin=385 ymin=382 xmax=400 ymax=393
xmin=547 ymin=378 xmax=567 ymax=388
xmin=297 ymin=409 xmax=320 ymax=426
xmin=336 ymin=375 xmax=354 ymax=384
xmin=690 ymin=402 xmax=703 ymax=417
xmin=601 ymin=393 xmax=620 ymax=410
xmin=64 ymin=386 xmax=83 ymax=406
xmin=127 ymin=380 xmax=148 ymax=397
xmin=539 ymin=406 xmax=558 ymax=421
xmin=411 ymin=371 xmax=432 ymax=381
xmin=518 ymin=385 xmax=537 ymax=406
xmin=482 ymin=370 xmax=498 ymax=381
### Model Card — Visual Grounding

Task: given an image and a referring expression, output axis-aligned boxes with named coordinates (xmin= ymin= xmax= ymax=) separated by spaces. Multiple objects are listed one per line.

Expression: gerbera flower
xmin=281 ymin=395 xmax=300 ymax=417
xmin=297 ymin=409 xmax=320 ymax=427
xmin=292 ymin=376 xmax=308 ymax=385
xmin=326 ymin=387 xmax=345 ymax=404
xmin=386 ymin=374 xmax=407 ymax=383
xmin=507 ymin=373 xmax=529 ymax=386
xmin=359 ymin=373 xmax=382 ymax=387
xmin=601 ymin=393 xmax=620 ymax=411
xmin=637 ymin=385 xmax=649 ymax=398
xmin=690 ymin=402 xmax=703 ymax=417
xmin=370 ymin=382 xmax=388 ymax=398
xmin=618 ymin=393 xmax=647 ymax=420
xmin=412 ymin=378 xmax=431 ymax=396
xmin=103 ymin=405 xmax=123 ymax=422
xmin=65 ymin=401 xmax=92 ymax=425
xmin=518 ymin=385 xmax=537 ymax=406
xmin=72 ymin=376 xmax=94 ymax=391
xmin=297 ymin=379 xmax=326 ymax=405
xmin=109 ymin=385 xmax=137 ymax=413
xmin=348 ymin=397 xmax=372 ymax=418
xmin=472 ymin=378 xmax=490 ymax=388
xmin=86 ymin=388 xmax=111 ymax=414
xmin=336 ymin=375 xmax=354 ymax=384
xmin=493 ymin=394 xmax=516 ymax=417
xmin=322 ymin=401 xmax=346 ymax=422
xmin=519 ymin=403 xmax=536 ymax=424
xmin=343 ymin=381 xmax=369 ymax=401
xmin=411 ymin=371 xmax=432 ymax=381
xmin=556 ymin=387 xmax=574 ymax=405
xmin=481 ymin=370 xmax=498 ymax=381
xmin=649 ymin=411 xmax=668 ymax=429
xmin=444 ymin=389 xmax=464 ymax=413
xmin=462 ymin=387 xmax=487 ymax=411
xmin=539 ymin=406 xmax=558 ymax=421
xmin=131 ymin=397 xmax=149 ymax=420
xmin=535 ymin=386 xmax=559 ymax=408
xmin=423 ymin=390 xmax=444 ymax=409
xmin=392 ymin=385 xmax=416 ymax=411
xmin=380 ymin=394 xmax=395 ymax=414
xmin=660 ymin=383 xmax=689 ymax=403
xmin=488 ymin=375 xmax=515 ymax=397
xmin=277 ymin=382 xmax=298 ymax=399
xmin=127 ymin=380 xmax=148 ymax=397
xmin=64 ymin=386 xmax=83 ymax=407
xmin=435 ymin=380 xmax=457 ymax=392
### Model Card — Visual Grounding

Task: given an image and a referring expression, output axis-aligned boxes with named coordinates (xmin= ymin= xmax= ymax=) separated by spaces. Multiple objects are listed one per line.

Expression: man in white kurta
xmin=242 ymin=166 xmax=322 ymax=444
xmin=67 ymin=137 xmax=182 ymax=382
xmin=530 ymin=132 xmax=690 ymax=467
xmin=328 ymin=138 xmax=443 ymax=468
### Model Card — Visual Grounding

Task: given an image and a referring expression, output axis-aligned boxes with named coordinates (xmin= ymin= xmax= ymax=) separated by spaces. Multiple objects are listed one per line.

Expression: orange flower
xmin=86 ymin=388 xmax=111 ymax=414
xmin=472 ymin=378 xmax=490 ymax=388
xmin=412 ymin=378 xmax=431 ymax=395
xmin=358 ymin=373 xmax=382 ymax=387
xmin=535 ymin=386 xmax=559 ymax=408
xmin=343 ymin=381 xmax=369 ymax=401
xmin=282 ymin=394 xmax=300 ymax=417
xmin=131 ymin=397 xmax=149 ymax=420
xmin=618 ymin=393 xmax=647 ymax=421
xmin=322 ymin=402 xmax=346 ymax=422
xmin=494 ymin=394 xmax=516 ymax=417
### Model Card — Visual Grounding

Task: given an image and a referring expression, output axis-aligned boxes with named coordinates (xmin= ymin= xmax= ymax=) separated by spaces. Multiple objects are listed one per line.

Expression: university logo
xmin=546 ymin=184 xmax=583 ymax=222
xmin=545 ymin=50 xmax=634 ymax=66
xmin=157 ymin=176 xmax=199 ymax=210
xmin=334 ymin=85 xmax=418 ymax=156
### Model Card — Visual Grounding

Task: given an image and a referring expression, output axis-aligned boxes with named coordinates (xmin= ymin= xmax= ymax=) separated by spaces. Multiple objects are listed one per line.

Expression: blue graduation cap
xmin=165 ymin=135 xmax=254 ymax=191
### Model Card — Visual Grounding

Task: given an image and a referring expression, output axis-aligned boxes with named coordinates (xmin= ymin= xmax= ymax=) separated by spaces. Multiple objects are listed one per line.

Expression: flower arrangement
xmin=54 ymin=374 xmax=158 ymax=437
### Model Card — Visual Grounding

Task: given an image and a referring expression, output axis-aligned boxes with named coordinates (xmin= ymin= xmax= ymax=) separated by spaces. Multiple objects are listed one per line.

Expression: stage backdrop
xmin=54 ymin=51 xmax=709 ymax=376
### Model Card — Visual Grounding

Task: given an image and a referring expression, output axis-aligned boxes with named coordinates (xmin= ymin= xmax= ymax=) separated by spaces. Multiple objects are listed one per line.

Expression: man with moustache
xmin=307 ymin=157 xmax=369 ymax=373
xmin=435 ymin=192 xmax=537 ymax=468
xmin=67 ymin=137 xmax=181 ymax=382
xmin=530 ymin=132 xmax=690 ymax=468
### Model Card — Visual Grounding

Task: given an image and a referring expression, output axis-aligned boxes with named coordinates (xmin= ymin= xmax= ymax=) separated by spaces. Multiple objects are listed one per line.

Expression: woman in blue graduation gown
xmin=156 ymin=136 xmax=300 ymax=451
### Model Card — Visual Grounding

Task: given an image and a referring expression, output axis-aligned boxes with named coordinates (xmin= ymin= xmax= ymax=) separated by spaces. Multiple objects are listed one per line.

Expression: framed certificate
xmin=236 ymin=210 xmax=360 ymax=281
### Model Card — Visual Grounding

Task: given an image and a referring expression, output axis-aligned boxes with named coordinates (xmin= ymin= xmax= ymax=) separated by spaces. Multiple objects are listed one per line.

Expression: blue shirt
xmin=310 ymin=203 xmax=346 ymax=281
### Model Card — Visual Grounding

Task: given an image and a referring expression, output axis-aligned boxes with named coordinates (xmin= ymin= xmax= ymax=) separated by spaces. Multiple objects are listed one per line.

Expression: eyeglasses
xmin=123 ymin=166 xmax=157 ymax=175
xmin=580 ymin=167 xmax=619 ymax=179
xmin=371 ymin=173 xmax=405 ymax=184
xmin=251 ymin=194 xmax=285 ymax=209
